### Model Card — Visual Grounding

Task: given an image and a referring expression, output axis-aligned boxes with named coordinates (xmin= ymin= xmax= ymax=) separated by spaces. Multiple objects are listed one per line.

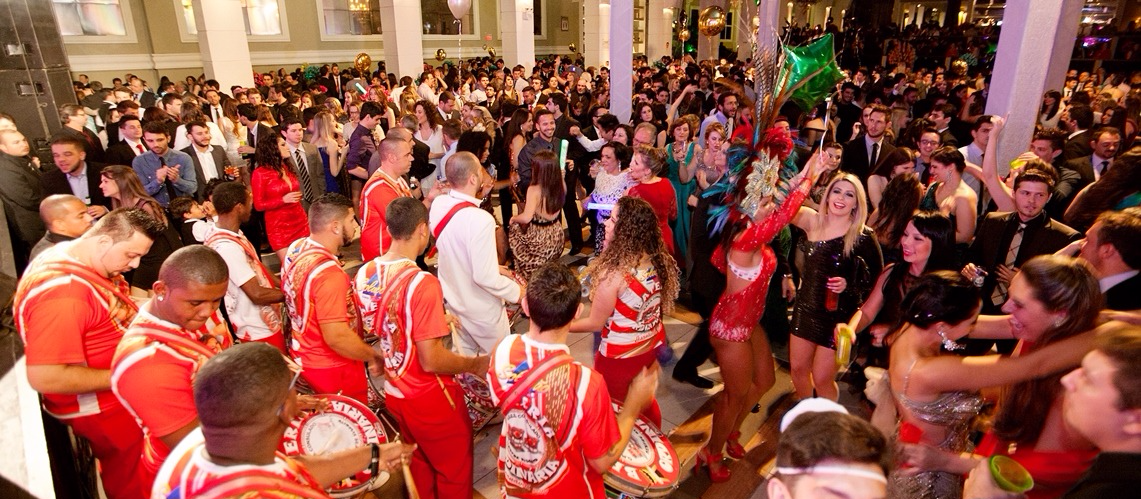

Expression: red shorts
xmin=302 ymin=362 xmax=368 ymax=403
xmin=594 ymin=349 xmax=661 ymax=428
xmin=68 ymin=403 xmax=149 ymax=499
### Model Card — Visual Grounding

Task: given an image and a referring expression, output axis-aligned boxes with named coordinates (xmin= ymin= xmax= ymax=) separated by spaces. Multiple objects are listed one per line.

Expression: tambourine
xmin=280 ymin=394 xmax=392 ymax=497
xmin=603 ymin=402 xmax=679 ymax=498
xmin=456 ymin=372 xmax=498 ymax=432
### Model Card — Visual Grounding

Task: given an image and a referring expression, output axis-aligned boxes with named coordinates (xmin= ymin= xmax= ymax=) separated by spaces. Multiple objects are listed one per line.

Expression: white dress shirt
xmin=1100 ymin=270 xmax=1140 ymax=293
xmin=192 ymin=144 xmax=221 ymax=182
xmin=429 ymin=190 xmax=522 ymax=355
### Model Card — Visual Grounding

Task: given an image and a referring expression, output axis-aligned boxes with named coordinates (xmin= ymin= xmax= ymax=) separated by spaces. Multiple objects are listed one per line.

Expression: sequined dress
xmin=790 ymin=228 xmax=882 ymax=348
xmin=889 ymin=359 xmax=984 ymax=499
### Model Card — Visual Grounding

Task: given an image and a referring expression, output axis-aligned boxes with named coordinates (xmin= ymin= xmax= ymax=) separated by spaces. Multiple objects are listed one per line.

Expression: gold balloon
xmin=488 ymin=48 xmax=496 ymax=57
xmin=678 ymin=29 xmax=691 ymax=42
xmin=569 ymin=43 xmax=577 ymax=53
xmin=482 ymin=44 xmax=489 ymax=51
xmin=697 ymin=6 xmax=726 ymax=37
xmin=354 ymin=52 xmax=372 ymax=74
xmin=435 ymin=49 xmax=447 ymax=61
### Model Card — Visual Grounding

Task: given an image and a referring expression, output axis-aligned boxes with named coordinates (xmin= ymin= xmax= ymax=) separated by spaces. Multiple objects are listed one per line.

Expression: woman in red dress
xmin=252 ymin=134 xmax=309 ymax=262
xmin=626 ymin=145 xmax=679 ymax=262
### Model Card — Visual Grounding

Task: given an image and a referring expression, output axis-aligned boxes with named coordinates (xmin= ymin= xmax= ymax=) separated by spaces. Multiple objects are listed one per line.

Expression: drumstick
xmin=399 ymin=440 xmax=421 ymax=499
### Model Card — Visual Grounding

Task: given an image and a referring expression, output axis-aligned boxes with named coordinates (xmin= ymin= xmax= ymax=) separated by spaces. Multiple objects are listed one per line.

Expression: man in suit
xmin=45 ymin=137 xmax=111 ymax=215
xmin=841 ymin=103 xmax=894 ymax=182
xmin=834 ymin=82 xmax=864 ymax=143
xmin=52 ymin=104 xmax=106 ymax=163
xmin=0 ymin=129 xmax=45 ymax=272
xmin=236 ymin=103 xmax=274 ymax=155
xmin=279 ymin=117 xmax=324 ymax=210
xmin=201 ymin=89 xmax=225 ymax=125
xmin=1077 ymin=208 xmax=1141 ymax=310
xmin=957 ymin=115 xmax=995 ymax=201
xmin=1062 ymin=105 xmax=1095 ymax=161
xmin=182 ymin=121 xmax=235 ymax=200
xmin=547 ymin=92 xmax=587 ymax=254
xmin=926 ymin=103 xmax=959 ymax=148
xmin=437 ymin=91 xmax=461 ymax=122
xmin=128 ymin=77 xmax=157 ymax=108
xmin=1054 ymin=127 xmax=1122 ymax=217
xmin=105 ymin=115 xmax=148 ymax=166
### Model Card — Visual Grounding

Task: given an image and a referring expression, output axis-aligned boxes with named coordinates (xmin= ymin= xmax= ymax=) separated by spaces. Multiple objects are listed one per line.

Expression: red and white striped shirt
xmin=599 ymin=266 xmax=665 ymax=359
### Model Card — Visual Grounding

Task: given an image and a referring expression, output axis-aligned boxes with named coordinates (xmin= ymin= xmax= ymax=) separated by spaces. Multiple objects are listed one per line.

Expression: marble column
xmin=379 ymin=0 xmax=425 ymax=81
xmin=191 ymin=0 xmax=254 ymax=90
xmin=646 ymin=0 xmax=673 ymax=63
xmin=1044 ymin=0 xmax=1084 ymax=93
xmin=583 ymin=0 xmax=610 ymax=68
xmin=986 ymin=0 xmax=1083 ymax=178
xmin=610 ymin=0 xmax=634 ymax=123
xmin=499 ymin=0 xmax=537 ymax=71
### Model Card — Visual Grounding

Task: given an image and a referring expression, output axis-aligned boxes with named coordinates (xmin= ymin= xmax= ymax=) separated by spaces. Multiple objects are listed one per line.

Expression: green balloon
xmin=780 ymin=33 xmax=845 ymax=111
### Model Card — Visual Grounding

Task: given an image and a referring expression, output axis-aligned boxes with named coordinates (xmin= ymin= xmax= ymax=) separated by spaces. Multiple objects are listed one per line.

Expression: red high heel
xmin=695 ymin=447 xmax=731 ymax=483
xmin=725 ymin=431 xmax=746 ymax=459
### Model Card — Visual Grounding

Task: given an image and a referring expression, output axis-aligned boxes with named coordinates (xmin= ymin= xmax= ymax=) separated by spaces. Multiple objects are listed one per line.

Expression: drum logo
xmin=501 ymin=407 xmax=564 ymax=490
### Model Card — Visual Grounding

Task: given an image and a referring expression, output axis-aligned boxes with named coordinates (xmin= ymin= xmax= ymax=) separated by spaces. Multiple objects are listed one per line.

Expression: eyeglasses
xmin=919 ymin=139 xmax=940 ymax=146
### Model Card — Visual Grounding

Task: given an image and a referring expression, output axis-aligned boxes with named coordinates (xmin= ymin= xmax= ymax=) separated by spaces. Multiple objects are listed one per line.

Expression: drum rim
xmin=281 ymin=394 xmax=390 ymax=496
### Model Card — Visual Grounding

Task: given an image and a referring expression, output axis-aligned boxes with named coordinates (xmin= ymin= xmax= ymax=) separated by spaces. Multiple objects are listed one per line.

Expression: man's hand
xmin=87 ymin=205 xmax=108 ymax=218
xmin=569 ymin=125 xmax=581 ymax=137
xmin=238 ymin=145 xmax=255 ymax=154
xmin=470 ymin=354 xmax=491 ymax=379
xmin=623 ymin=364 xmax=660 ymax=414
xmin=994 ymin=264 xmax=1017 ymax=286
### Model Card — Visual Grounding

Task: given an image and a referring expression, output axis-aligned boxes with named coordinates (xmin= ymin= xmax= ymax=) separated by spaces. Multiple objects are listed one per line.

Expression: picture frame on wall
xmin=560 ymin=16 xmax=569 ymax=31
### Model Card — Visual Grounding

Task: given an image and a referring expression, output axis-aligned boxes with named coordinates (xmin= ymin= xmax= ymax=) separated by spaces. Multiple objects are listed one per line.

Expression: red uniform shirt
xmin=112 ymin=306 xmax=232 ymax=476
xmin=487 ymin=335 xmax=620 ymax=498
xmin=359 ymin=171 xmax=412 ymax=262
xmin=354 ymin=259 xmax=451 ymax=398
xmin=14 ymin=243 xmax=138 ymax=418
xmin=151 ymin=429 xmax=330 ymax=499
xmin=282 ymin=237 xmax=362 ymax=369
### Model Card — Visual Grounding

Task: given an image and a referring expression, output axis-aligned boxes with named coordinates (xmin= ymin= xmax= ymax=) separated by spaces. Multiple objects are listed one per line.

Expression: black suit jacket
xmin=841 ymin=135 xmax=895 ymax=181
xmin=136 ymin=90 xmax=158 ymax=109
xmin=287 ymin=142 xmax=326 ymax=208
xmin=181 ymin=145 xmax=232 ymax=200
xmin=105 ymin=141 xmax=145 ymax=167
xmin=247 ymin=123 xmax=277 ymax=149
xmin=939 ymin=128 xmax=959 ymax=148
xmin=1105 ymin=273 xmax=1141 ymax=311
xmin=1063 ymin=130 xmax=1093 ymax=161
xmin=409 ymin=138 xmax=432 ymax=181
xmin=0 ymin=152 xmax=45 ymax=247
xmin=966 ymin=212 xmax=1081 ymax=311
xmin=1050 ymin=156 xmax=1096 ymax=219
xmin=52 ymin=126 xmax=106 ymax=163
xmin=40 ymin=160 xmax=111 ymax=209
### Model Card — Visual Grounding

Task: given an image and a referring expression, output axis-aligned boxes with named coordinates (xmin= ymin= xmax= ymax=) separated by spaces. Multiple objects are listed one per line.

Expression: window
xmin=421 ymin=0 xmax=473 ymax=35
xmin=180 ymin=0 xmax=284 ymax=36
xmin=319 ymin=0 xmax=383 ymax=36
xmin=53 ymin=0 xmax=127 ymax=36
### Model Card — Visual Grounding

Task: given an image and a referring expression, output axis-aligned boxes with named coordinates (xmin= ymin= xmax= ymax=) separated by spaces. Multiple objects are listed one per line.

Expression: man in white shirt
xmin=1077 ymin=209 xmax=1141 ymax=311
xmin=437 ymin=119 xmax=462 ymax=183
xmin=429 ymin=152 xmax=522 ymax=355
xmin=181 ymin=122 xmax=233 ymax=200
xmin=203 ymin=182 xmax=287 ymax=350
xmin=957 ymin=115 xmax=995 ymax=199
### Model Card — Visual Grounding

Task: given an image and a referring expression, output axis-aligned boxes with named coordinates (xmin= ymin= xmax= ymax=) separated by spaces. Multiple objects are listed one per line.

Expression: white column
xmin=499 ymin=0 xmax=537 ymax=71
xmin=986 ymin=0 xmax=1081 ymax=177
xmin=1044 ymin=0 xmax=1084 ymax=93
xmin=379 ymin=0 xmax=425 ymax=81
xmin=583 ymin=0 xmax=609 ymax=68
xmin=610 ymin=0 xmax=634 ymax=123
xmin=646 ymin=0 xmax=672 ymax=63
xmin=192 ymin=0 xmax=254 ymax=90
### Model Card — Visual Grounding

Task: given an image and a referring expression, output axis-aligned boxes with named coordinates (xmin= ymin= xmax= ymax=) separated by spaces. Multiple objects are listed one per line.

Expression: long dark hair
xmin=1064 ymin=149 xmax=1141 ymax=231
xmin=585 ymin=197 xmax=679 ymax=314
xmin=899 ymin=271 xmax=981 ymax=330
xmin=254 ymin=135 xmax=288 ymax=176
xmin=992 ymin=255 xmax=1102 ymax=445
xmin=1040 ymin=90 xmax=1063 ymax=121
xmin=415 ymin=99 xmax=443 ymax=130
xmin=871 ymin=173 xmax=923 ymax=248
xmin=502 ymin=108 xmax=531 ymax=148
xmin=882 ymin=211 xmax=956 ymax=320
xmin=529 ymin=150 xmax=566 ymax=215
xmin=870 ymin=147 xmax=917 ymax=179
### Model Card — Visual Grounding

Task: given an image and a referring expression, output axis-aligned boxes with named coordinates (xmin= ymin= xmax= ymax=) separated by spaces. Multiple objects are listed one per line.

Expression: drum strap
xmin=499 ymin=352 xmax=575 ymax=411
xmin=372 ymin=264 xmax=420 ymax=379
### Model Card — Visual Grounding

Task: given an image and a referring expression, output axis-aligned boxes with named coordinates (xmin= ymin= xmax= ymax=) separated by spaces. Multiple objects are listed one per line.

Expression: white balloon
xmin=447 ymin=0 xmax=472 ymax=19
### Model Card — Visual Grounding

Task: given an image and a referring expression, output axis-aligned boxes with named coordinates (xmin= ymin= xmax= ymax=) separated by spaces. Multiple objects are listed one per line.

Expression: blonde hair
xmin=818 ymin=173 xmax=869 ymax=256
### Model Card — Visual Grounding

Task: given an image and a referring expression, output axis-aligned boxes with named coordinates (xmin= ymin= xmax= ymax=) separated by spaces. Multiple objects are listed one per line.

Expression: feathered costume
xmin=704 ymin=33 xmax=844 ymax=343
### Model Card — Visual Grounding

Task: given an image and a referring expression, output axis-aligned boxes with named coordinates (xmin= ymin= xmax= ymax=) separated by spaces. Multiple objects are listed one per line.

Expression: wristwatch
xmin=369 ymin=442 xmax=380 ymax=476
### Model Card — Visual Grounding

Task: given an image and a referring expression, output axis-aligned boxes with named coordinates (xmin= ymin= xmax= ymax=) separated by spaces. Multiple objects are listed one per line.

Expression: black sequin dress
xmin=790 ymin=228 xmax=883 ymax=348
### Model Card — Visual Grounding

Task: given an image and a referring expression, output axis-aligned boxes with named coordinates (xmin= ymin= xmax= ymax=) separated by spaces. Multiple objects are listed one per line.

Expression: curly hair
xmin=254 ymin=134 xmax=288 ymax=176
xmin=585 ymin=197 xmax=679 ymax=315
xmin=415 ymin=99 xmax=443 ymax=130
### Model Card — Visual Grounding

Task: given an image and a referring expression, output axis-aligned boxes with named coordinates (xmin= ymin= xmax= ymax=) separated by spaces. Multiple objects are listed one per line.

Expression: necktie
xmin=136 ymin=143 xmax=145 ymax=155
xmin=213 ymin=106 xmax=221 ymax=122
xmin=991 ymin=223 xmax=1025 ymax=305
xmin=1098 ymin=160 xmax=1109 ymax=177
xmin=870 ymin=142 xmax=879 ymax=167
xmin=159 ymin=155 xmax=177 ymax=200
xmin=294 ymin=148 xmax=316 ymax=202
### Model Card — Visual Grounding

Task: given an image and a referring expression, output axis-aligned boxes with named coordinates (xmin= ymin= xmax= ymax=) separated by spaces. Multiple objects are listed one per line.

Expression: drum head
xmin=456 ymin=372 xmax=498 ymax=431
xmin=603 ymin=402 xmax=679 ymax=498
xmin=281 ymin=394 xmax=391 ymax=497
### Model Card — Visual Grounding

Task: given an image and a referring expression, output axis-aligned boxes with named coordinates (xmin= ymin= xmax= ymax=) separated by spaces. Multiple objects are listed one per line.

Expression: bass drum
xmin=280 ymin=394 xmax=397 ymax=498
xmin=456 ymin=372 xmax=498 ymax=432
xmin=602 ymin=402 xmax=679 ymax=498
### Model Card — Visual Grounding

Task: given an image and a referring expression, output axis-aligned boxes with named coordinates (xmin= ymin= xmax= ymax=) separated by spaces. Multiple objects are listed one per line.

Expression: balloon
xmin=698 ymin=6 xmax=726 ymax=37
xmin=435 ymin=49 xmax=447 ymax=61
xmin=447 ymin=0 xmax=471 ymax=19
xmin=569 ymin=43 xmax=577 ymax=53
xmin=678 ymin=29 xmax=691 ymax=42
xmin=488 ymin=48 xmax=496 ymax=57
xmin=354 ymin=53 xmax=372 ymax=75
xmin=780 ymin=34 xmax=845 ymax=111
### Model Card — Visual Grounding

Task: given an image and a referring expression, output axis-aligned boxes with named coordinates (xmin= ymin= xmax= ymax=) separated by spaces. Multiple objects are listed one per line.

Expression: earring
xmin=157 ymin=295 xmax=165 ymax=302
xmin=1053 ymin=318 xmax=1065 ymax=328
xmin=938 ymin=328 xmax=965 ymax=351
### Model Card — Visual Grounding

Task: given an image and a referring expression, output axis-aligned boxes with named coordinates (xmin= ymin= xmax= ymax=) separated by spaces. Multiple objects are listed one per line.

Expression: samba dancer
xmin=430 ymin=152 xmax=522 ymax=355
xmin=281 ymin=194 xmax=377 ymax=403
xmin=14 ymin=208 xmax=164 ymax=499
xmin=110 ymin=246 xmax=232 ymax=485
xmin=355 ymin=197 xmax=488 ymax=498
xmin=152 ymin=343 xmax=416 ymax=498
xmin=487 ymin=263 xmax=658 ymax=497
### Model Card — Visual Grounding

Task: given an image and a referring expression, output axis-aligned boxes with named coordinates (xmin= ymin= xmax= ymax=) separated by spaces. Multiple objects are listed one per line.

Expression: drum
xmin=280 ymin=394 xmax=394 ymax=498
xmin=365 ymin=338 xmax=387 ymax=413
xmin=455 ymin=372 xmax=498 ymax=432
xmin=603 ymin=402 xmax=679 ymax=498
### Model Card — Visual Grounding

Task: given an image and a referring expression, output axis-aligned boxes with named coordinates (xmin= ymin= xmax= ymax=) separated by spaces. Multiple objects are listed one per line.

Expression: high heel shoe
xmin=695 ymin=447 xmax=731 ymax=483
xmin=725 ymin=431 xmax=746 ymax=459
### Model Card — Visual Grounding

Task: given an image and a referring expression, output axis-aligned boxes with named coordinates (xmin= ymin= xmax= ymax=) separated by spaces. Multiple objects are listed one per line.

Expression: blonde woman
xmin=310 ymin=110 xmax=348 ymax=195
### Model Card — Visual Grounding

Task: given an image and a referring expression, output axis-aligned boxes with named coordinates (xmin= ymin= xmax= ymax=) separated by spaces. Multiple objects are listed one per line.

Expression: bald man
xmin=111 ymin=245 xmax=233 ymax=486
xmin=30 ymin=194 xmax=94 ymax=261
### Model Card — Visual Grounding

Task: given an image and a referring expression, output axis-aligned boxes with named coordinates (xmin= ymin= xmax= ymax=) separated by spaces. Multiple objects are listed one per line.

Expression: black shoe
xmin=569 ymin=245 xmax=584 ymax=256
xmin=672 ymin=370 xmax=715 ymax=389
xmin=751 ymin=403 xmax=762 ymax=413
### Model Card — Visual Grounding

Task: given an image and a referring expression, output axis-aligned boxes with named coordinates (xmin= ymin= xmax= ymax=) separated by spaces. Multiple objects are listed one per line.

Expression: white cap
xmin=780 ymin=398 xmax=850 ymax=432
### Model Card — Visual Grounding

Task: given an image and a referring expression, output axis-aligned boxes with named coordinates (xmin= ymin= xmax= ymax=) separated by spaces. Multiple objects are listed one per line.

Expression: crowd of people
xmin=2 ymin=31 xmax=1141 ymax=499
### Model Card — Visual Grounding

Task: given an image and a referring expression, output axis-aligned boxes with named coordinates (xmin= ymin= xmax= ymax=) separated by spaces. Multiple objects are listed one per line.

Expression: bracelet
xmin=369 ymin=442 xmax=380 ymax=476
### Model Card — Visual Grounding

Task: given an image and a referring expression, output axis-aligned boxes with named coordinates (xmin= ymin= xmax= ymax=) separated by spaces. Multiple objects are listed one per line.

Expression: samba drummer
xmin=356 ymin=197 xmax=489 ymax=498
xmin=281 ymin=194 xmax=378 ymax=404
xmin=110 ymin=246 xmax=232 ymax=488
xmin=152 ymin=343 xmax=416 ymax=498
xmin=487 ymin=263 xmax=658 ymax=497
